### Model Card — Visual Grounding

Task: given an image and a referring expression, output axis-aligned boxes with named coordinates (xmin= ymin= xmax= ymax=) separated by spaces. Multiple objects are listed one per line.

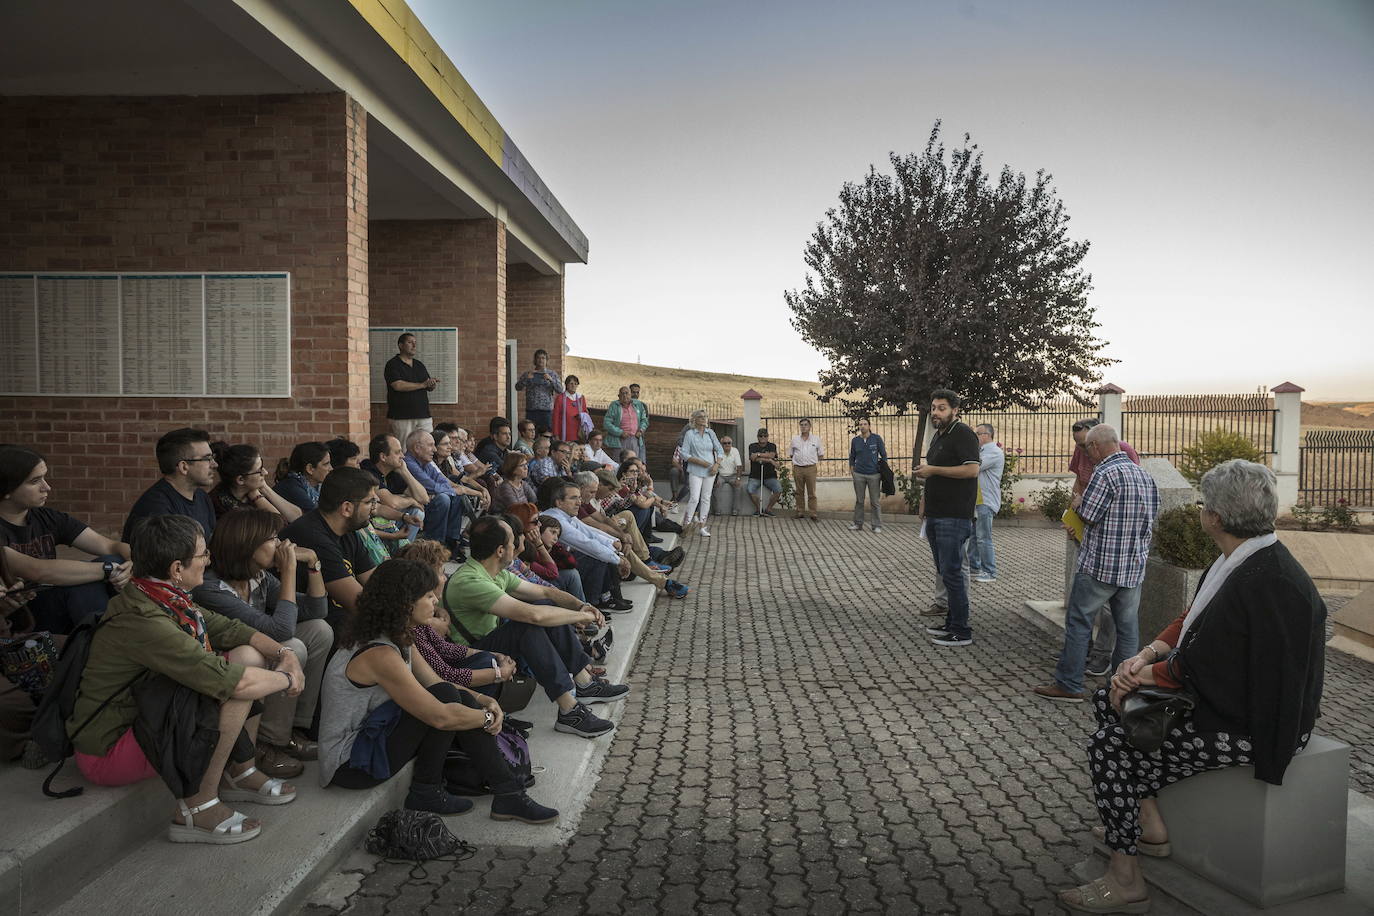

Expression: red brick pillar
xmin=368 ymin=218 xmax=507 ymax=433
xmin=0 ymin=93 xmax=370 ymax=535
xmin=507 ymin=263 xmax=566 ymax=387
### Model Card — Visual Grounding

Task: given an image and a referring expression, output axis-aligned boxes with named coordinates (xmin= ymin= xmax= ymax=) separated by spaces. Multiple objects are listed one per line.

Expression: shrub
xmin=893 ymin=470 xmax=923 ymax=515
xmin=994 ymin=447 xmax=1023 ymax=519
xmin=776 ymin=464 xmax=795 ymax=510
xmin=1153 ymin=504 xmax=1221 ymax=569
xmin=1321 ymin=498 xmax=1359 ymax=532
xmin=1179 ymin=428 xmax=1266 ymax=487
xmin=1290 ymin=501 xmax=1321 ymax=531
xmin=1033 ymin=482 xmax=1073 ymax=522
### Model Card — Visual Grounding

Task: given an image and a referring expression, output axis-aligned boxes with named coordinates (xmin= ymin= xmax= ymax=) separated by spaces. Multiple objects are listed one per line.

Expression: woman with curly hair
xmin=317 ymin=559 xmax=558 ymax=823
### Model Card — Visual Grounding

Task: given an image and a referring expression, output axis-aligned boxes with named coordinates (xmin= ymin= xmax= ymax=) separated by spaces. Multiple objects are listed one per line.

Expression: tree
xmin=785 ymin=121 xmax=1112 ymax=460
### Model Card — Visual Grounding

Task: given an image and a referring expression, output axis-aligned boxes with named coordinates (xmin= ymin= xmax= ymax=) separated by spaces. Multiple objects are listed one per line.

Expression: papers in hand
xmin=1062 ymin=507 xmax=1086 ymax=543
xmin=918 ymin=519 xmax=927 ymax=540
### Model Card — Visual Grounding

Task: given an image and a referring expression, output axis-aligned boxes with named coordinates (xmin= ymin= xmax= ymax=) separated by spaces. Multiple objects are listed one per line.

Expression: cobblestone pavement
xmin=311 ymin=519 xmax=1374 ymax=915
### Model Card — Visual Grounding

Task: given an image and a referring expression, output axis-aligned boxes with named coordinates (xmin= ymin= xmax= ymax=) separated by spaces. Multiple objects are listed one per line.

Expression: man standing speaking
xmin=916 ymin=389 xmax=981 ymax=648
xmin=384 ymin=332 xmax=439 ymax=444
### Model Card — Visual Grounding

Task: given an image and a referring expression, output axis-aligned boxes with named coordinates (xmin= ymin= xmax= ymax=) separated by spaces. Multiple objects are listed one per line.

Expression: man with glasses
xmin=403 ymin=429 xmax=469 ymax=559
xmin=746 ymin=428 xmax=782 ymax=517
xmin=123 ymin=427 xmax=221 ymax=542
xmin=278 ymin=467 xmax=379 ymax=628
xmin=539 ymin=482 xmax=633 ymax=613
xmin=1067 ymin=417 xmax=1144 ymax=675
xmin=713 ymin=435 xmax=744 ymax=517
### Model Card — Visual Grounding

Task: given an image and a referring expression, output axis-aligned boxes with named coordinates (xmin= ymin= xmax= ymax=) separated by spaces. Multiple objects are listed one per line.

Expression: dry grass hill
xmin=567 ymin=355 xmax=1373 ymax=430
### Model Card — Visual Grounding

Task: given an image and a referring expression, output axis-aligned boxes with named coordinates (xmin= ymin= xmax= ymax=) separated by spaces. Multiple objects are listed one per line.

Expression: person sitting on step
xmin=317 ymin=558 xmax=557 ymax=824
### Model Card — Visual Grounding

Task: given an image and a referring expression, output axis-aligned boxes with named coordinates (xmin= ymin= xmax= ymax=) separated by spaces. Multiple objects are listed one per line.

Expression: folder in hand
xmin=1062 ymin=507 xmax=1086 ymax=543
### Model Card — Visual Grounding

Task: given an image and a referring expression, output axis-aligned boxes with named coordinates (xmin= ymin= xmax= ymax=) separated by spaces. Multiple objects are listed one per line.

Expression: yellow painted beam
xmin=346 ymin=0 xmax=504 ymax=165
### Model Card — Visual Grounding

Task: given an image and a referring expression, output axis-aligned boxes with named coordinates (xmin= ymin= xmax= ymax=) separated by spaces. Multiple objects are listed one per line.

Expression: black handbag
xmin=1120 ymin=685 xmax=1196 ymax=753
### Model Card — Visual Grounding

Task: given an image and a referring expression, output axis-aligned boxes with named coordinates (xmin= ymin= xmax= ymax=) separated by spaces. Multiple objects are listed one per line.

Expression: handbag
xmin=1120 ymin=685 xmax=1196 ymax=753
xmin=0 ymin=632 xmax=60 ymax=699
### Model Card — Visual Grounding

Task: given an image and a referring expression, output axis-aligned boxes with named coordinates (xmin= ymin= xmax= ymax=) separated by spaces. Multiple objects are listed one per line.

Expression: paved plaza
xmin=307 ymin=519 xmax=1374 ymax=915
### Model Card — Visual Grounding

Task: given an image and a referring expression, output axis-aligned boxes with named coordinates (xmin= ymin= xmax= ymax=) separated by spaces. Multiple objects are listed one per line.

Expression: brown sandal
xmin=1058 ymin=876 xmax=1150 ymax=914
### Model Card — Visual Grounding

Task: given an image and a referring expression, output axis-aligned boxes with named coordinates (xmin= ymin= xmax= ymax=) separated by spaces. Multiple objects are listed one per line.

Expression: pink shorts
xmin=74 ymin=728 xmax=159 ymax=787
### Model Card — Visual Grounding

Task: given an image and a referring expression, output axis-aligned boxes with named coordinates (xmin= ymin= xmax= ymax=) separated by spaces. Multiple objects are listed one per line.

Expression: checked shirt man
xmin=1036 ymin=424 xmax=1159 ymax=701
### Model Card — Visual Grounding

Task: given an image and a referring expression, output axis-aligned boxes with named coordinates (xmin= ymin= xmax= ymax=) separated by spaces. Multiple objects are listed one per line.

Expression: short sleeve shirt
xmin=923 ymin=420 xmax=981 ymax=519
xmin=0 ymin=507 xmax=88 ymax=560
xmin=278 ymin=509 xmax=376 ymax=621
xmin=123 ymin=479 xmax=218 ymax=543
xmin=383 ymin=355 xmax=431 ymax=420
xmin=443 ymin=557 xmax=522 ymax=641
xmin=748 ymin=442 xmax=779 ymax=480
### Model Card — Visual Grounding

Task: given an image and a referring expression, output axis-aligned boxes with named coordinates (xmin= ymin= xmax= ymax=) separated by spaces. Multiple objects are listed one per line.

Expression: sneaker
xmin=647 ymin=561 xmax=671 ymax=573
xmin=752 ymin=510 xmax=762 ymax=517
xmin=731 ymin=511 xmax=739 ymax=516
xmin=661 ymin=546 xmax=685 ymax=568
xmin=1033 ymin=683 xmax=1090 ymax=702
xmin=762 ymin=510 xmax=776 ymax=518
xmin=490 ymin=791 xmax=559 ymax=824
xmin=973 ymin=575 xmax=997 ymax=583
xmin=872 ymin=526 xmax=883 ymax=533
xmin=698 ymin=526 xmax=711 ymax=537
xmin=921 ymin=603 xmax=948 ymax=617
xmin=925 ymin=624 xmax=950 ymax=635
xmin=555 ymin=702 xmax=616 ymax=737
xmin=847 ymin=523 xmax=862 ymax=531
xmin=598 ymin=597 xmax=634 ymax=614
xmin=929 ymin=632 xmax=973 ymax=647
xmin=664 ymin=579 xmax=690 ymax=599
xmin=576 ymin=677 xmax=630 ymax=704
xmin=1085 ymin=656 xmax=1112 ymax=677
xmin=646 ymin=534 xmax=664 ymax=544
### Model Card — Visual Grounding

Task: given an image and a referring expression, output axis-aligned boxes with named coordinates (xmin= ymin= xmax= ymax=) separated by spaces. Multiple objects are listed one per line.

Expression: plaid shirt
xmin=1076 ymin=451 xmax=1160 ymax=588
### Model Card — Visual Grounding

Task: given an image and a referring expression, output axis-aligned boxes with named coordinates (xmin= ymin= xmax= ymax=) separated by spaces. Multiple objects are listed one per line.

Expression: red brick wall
xmin=0 ymin=93 xmax=370 ymax=536
xmin=507 ymin=263 xmax=565 ymax=404
xmin=368 ymin=219 xmax=507 ymax=434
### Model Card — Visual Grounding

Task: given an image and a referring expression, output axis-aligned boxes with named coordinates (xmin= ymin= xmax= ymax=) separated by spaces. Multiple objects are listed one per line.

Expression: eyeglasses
xmin=184 ymin=550 xmax=211 ymax=563
xmin=183 ymin=455 xmax=216 ymax=464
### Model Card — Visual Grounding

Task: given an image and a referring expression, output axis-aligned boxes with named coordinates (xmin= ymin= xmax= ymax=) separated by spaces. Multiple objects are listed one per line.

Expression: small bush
xmin=1321 ymin=499 xmax=1359 ymax=532
xmin=1179 ymin=429 xmax=1266 ymax=487
xmin=1153 ymin=504 xmax=1221 ymax=569
xmin=1290 ymin=501 xmax=1321 ymax=531
xmin=1033 ymin=482 xmax=1073 ymax=522
xmin=994 ymin=448 xmax=1023 ymax=519
xmin=894 ymin=470 xmax=923 ymax=515
xmin=776 ymin=464 xmax=795 ymax=511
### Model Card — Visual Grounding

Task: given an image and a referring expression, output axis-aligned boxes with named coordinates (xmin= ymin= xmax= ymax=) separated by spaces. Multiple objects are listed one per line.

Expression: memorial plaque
xmin=37 ymin=275 xmax=120 ymax=395
xmin=121 ymin=275 xmax=204 ymax=395
xmin=0 ymin=275 xmax=37 ymax=394
xmin=206 ymin=273 xmax=290 ymax=397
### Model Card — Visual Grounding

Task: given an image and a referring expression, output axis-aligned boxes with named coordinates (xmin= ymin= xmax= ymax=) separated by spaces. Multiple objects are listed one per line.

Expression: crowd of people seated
xmin=0 ymin=393 xmax=695 ymax=845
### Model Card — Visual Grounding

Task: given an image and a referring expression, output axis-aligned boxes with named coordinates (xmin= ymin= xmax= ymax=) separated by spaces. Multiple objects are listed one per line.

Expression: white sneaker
xmin=872 ymin=526 xmax=883 ymax=533
xmin=699 ymin=526 xmax=711 ymax=537
xmin=847 ymin=523 xmax=862 ymax=531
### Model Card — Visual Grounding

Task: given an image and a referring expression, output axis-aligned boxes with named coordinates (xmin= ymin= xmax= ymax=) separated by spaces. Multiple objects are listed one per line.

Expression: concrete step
xmin=6 ymin=517 xmax=686 ymax=916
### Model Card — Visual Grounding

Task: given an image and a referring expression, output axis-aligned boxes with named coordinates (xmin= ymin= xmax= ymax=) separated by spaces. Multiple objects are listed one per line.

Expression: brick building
xmin=0 ymin=0 xmax=587 ymax=535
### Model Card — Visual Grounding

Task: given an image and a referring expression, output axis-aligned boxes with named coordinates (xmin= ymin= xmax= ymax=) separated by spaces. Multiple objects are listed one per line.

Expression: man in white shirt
xmin=713 ymin=435 xmax=745 ymax=517
xmin=788 ymin=419 xmax=825 ymax=521
xmin=539 ymin=481 xmax=633 ymax=613
xmin=585 ymin=431 xmax=618 ymax=470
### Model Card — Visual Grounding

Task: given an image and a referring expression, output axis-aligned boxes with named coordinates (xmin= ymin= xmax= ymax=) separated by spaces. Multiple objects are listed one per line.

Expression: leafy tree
xmin=785 ymin=121 xmax=1112 ymax=459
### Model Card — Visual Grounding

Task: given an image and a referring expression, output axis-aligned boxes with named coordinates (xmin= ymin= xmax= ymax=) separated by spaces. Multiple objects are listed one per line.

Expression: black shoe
xmin=598 ymin=597 xmax=634 ymax=613
xmin=505 ymin=716 xmax=533 ymax=733
xmin=555 ymin=702 xmax=615 ymax=738
xmin=1085 ymin=656 xmax=1112 ymax=677
xmin=661 ymin=546 xmax=685 ymax=569
xmin=654 ymin=519 xmax=684 ymax=534
xmin=576 ymin=677 xmax=630 ymax=704
xmin=490 ymin=791 xmax=559 ymax=824
xmin=761 ymin=510 xmax=776 ymax=518
xmin=405 ymin=781 xmax=474 ymax=815
xmin=929 ymin=632 xmax=973 ymax=648
xmin=646 ymin=534 xmax=664 ymax=544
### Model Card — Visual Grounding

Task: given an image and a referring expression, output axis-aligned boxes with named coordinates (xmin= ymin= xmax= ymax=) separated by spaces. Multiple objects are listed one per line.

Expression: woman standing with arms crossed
xmin=679 ymin=410 xmax=723 ymax=538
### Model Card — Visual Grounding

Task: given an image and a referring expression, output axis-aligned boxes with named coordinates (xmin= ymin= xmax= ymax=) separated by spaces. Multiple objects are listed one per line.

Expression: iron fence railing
xmin=1121 ymin=394 xmax=1276 ymax=460
xmin=1300 ymin=429 xmax=1374 ymax=508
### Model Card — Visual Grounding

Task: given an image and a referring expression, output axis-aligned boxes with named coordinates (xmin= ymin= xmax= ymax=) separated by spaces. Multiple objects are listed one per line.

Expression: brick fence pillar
xmin=507 ymin=264 xmax=566 ymax=415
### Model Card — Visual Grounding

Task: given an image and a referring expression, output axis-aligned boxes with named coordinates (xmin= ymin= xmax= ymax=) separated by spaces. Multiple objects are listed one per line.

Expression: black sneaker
xmin=555 ymin=702 xmax=615 ymax=738
xmin=646 ymin=534 xmax=664 ymax=544
xmin=925 ymin=624 xmax=950 ymax=635
xmin=929 ymin=632 xmax=973 ymax=647
xmin=598 ymin=597 xmax=634 ymax=614
xmin=490 ymin=791 xmax=559 ymax=824
xmin=761 ymin=510 xmax=776 ymax=517
xmin=1085 ymin=656 xmax=1113 ymax=677
xmin=661 ymin=546 xmax=686 ymax=568
xmin=577 ymin=677 xmax=630 ymax=704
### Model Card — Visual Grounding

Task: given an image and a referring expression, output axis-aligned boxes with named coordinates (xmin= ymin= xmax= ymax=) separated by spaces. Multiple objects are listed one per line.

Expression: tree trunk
xmin=911 ymin=409 xmax=929 ymax=470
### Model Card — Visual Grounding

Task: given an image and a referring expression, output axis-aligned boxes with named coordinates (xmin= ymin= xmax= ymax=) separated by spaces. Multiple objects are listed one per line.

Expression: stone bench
xmin=1154 ymin=734 xmax=1349 ymax=907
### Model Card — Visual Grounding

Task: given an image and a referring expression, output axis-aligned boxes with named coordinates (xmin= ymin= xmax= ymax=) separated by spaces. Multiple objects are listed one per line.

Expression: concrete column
xmin=741 ymin=389 xmax=762 ymax=474
xmin=1271 ymin=381 xmax=1304 ymax=510
xmin=507 ymin=262 xmax=566 ymax=380
xmin=1097 ymin=383 xmax=1124 ymax=434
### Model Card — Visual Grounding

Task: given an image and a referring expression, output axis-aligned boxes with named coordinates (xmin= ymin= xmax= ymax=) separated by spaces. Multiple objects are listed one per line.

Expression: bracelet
xmin=281 ymin=671 xmax=294 ymax=693
xmin=1144 ymin=644 xmax=1159 ymax=663
xmin=276 ymin=646 xmax=296 ymax=661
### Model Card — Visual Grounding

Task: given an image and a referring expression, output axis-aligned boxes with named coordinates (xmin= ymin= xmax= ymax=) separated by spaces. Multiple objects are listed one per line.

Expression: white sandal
xmin=220 ymin=765 xmax=297 ymax=806
xmin=168 ymin=797 xmax=260 ymax=845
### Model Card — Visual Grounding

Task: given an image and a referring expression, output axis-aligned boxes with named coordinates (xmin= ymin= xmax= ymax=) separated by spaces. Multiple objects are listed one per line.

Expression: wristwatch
xmin=102 ymin=560 xmax=115 ymax=579
xmin=483 ymin=710 xmax=495 ymax=729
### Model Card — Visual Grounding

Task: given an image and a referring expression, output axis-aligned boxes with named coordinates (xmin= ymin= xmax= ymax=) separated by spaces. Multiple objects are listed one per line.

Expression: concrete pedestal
xmin=1137 ymin=555 xmax=1204 ymax=644
xmin=1155 ymin=735 xmax=1349 ymax=907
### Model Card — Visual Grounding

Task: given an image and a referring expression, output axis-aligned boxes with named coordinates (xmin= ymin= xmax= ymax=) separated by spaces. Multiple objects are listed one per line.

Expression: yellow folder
xmin=1062 ymin=507 xmax=1086 ymax=542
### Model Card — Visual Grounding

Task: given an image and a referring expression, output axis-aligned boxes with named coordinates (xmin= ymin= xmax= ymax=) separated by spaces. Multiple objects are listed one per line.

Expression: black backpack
xmin=31 ymin=612 xmax=141 ymax=798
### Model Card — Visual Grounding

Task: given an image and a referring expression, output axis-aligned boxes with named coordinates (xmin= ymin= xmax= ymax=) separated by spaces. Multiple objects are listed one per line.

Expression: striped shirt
xmin=1076 ymin=451 xmax=1160 ymax=588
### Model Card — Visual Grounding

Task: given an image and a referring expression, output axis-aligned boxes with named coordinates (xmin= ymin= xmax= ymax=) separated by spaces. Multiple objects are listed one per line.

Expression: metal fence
xmin=762 ymin=397 xmax=1093 ymax=475
xmin=1121 ymin=394 xmax=1276 ymax=460
xmin=1300 ymin=429 xmax=1374 ymax=508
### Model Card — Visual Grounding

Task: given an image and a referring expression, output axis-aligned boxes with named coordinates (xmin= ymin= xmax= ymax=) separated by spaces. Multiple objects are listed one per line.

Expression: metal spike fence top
xmin=1300 ymin=428 xmax=1374 ymax=508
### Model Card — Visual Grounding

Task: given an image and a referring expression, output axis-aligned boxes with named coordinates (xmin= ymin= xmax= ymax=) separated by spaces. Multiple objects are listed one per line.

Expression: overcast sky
xmin=412 ymin=0 xmax=1374 ymax=400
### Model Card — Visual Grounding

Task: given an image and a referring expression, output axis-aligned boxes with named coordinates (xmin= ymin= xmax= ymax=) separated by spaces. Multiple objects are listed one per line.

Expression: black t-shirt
xmin=279 ymin=509 xmax=376 ymax=624
xmin=362 ymin=460 xmax=407 ymax=496
xmin=748 ymin=442 xmax=779 ymax=480
xmin=923 ymin=420 xmax=981 ymax=519
xmin=383 ymin=355 xmax=432 ymax=420
xmin=0 ymin=507 xmax=89 ymax=560
xmin=123 ymin=479 xmax=218 ymax=543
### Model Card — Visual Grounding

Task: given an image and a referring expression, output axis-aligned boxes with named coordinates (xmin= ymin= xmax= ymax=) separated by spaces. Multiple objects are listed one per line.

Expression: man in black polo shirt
xmin=384 ymin=332 xmax=439 ymax=444
xmin=123 ymin=428 xmax=220 ymax=542
xmin=915 ymin=388 xmax=981 ymax=647
xmin=746 ymin=428 xmax=782 ymax=517
xmin=279 ymin=467 xmax=379 ymax=629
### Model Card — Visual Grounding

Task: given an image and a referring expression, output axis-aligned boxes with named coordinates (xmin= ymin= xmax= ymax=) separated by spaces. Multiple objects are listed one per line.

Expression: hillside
xmin=567 ymin=356 xmax=1373 ymax=430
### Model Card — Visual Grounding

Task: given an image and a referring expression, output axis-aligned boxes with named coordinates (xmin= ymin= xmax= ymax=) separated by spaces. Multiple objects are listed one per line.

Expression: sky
xmin=411 ymin=0 xmax=1374 ymax=400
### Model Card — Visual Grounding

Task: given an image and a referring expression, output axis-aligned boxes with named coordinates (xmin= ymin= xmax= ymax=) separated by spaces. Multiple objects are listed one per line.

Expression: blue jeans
xmin=927 ymin=517 xmax=973 ymax=639
xmin=421 ymin=492 xmax=466 ymax=542
xmin=1054 ymin=572 xmax=1142 ymax=694
xmin=556 ymin=568 xmax=585 ymax=603
xmin=527 ymin=409 xmax=552 ymax=434
xmin=28 ymin=554 xmax=122 ymax=635
xmin=969 ymin=505 xmax=997 ymax=577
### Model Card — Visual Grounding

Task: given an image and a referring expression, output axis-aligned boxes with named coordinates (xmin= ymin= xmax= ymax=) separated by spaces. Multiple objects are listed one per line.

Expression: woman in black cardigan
xmin=1059 ymin=459 xmax=1325 ymax=914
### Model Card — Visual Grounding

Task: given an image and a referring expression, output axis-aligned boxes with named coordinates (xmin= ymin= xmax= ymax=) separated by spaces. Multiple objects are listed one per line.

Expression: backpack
xmin=443 ymin=722 xmax=535 ymax=796
xmin=364 ymin=809 xmax=473 ymax=862
xmin=31 ymin=612 xmax=141 ymax=798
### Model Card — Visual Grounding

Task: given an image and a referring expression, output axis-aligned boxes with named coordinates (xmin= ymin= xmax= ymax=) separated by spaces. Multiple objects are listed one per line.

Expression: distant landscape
xmin=567 ymin=356 xmax=1374 ymax=431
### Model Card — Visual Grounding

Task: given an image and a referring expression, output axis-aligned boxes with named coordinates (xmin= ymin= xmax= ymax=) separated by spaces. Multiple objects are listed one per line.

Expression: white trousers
xmin=684 ymin=473 xmax=716 ymax=524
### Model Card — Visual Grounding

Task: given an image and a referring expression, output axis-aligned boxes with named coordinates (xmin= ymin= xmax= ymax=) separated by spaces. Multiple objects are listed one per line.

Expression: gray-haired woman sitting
xmin=1059 ymin=459 xmax=1325 ymax=914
